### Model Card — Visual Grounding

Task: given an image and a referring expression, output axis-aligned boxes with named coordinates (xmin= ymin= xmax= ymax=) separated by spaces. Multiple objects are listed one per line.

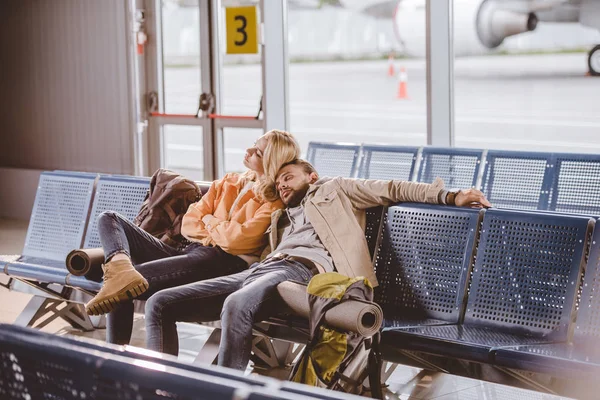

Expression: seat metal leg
xmin=381 ymin=361 xmax=399 ymax=383
xmin=14 ymin=295 xmax=95 ymax=331
xmin=14 ymin=296 xmax=53 ymax=327
xmin=193 ymin=328 xmax=221 ymax=365
xmin=495 ymin=366 xmax=559 ymax=395
xmin=0 ymin=277 xmax=13 ymax=290
xmin=398 ymin=350 xmax=449 ymax=374
xmin=250 ymin=334 xmax=304 ymax=379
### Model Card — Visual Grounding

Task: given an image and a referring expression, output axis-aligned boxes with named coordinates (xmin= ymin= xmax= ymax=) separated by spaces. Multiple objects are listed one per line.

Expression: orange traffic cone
xmin=388 ymin=55 xmax=395 ymax=76
xmin=396 ymin=67 xmax=409 ymax=99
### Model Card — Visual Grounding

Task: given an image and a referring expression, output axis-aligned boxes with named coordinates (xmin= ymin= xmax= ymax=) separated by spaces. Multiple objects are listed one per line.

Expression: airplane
xmin=338 ymin=0 xmax=600 ymax=76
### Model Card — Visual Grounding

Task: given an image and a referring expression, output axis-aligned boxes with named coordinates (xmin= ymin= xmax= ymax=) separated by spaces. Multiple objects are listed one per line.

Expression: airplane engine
xmin=476 ymin=0 xmax=538 ymax=48
xmin=393 ymin=0 xmax=539 ymax=57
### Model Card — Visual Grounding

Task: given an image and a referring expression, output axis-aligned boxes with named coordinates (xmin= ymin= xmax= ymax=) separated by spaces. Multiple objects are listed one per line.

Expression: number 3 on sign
xmin=226 ymin=6 xmax=258 ymax=54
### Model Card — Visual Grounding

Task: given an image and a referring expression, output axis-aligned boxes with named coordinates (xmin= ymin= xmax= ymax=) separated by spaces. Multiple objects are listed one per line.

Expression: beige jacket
xmin=266 ymin=177 xmax=446 ymax=287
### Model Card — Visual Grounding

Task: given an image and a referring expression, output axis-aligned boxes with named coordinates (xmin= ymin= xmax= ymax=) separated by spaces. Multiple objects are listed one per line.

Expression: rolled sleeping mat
xmin=277 ymin=281 xmax=383 ymax=337
xmin=66 ymin=248 xmax=105 ymax=282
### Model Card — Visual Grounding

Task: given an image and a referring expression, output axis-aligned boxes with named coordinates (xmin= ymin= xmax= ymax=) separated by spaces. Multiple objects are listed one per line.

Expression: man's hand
xmin=454 ymin=189 xmax=492 ymax=208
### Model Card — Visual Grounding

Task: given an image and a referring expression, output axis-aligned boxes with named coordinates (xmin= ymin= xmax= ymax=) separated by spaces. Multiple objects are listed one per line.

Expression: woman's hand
xmin=202 ymin=214 xmax=214 ymax=225
xmin=454 ymin=189 xmax=492 ymax=208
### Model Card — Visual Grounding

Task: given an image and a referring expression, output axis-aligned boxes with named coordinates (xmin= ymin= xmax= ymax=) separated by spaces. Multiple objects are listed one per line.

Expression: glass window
xmin=452 ymin=1 xmax=600 ymax=153
xmin=288 ymin=2 xmax=427 ymax=149
xmin=220 ymin=1 xmax=263 ymax=117
xmin=163 ymin=125 xmax=204 ymax=180
xmin=162 ymin=0 xmax=202 ymax=114
xmin=222 ymin=128 xmax=264 ymax=175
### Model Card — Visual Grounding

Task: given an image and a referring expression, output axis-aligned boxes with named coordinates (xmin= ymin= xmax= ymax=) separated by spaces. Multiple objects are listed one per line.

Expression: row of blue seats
xmin=2 ymin=170 xmax=599 ymax=396
xmin=374 ymin=203 xmax=600 ymax=396
xmin=2 ymin=172 xmax=155 ymax=295
xmin=0 ymin=323 xmax=358 ymax=400
xmin=307 ymin=142 xmax=600 ymax=215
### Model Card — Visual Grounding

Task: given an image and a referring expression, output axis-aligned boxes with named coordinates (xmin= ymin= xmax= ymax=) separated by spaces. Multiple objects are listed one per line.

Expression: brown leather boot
xmin=85 ymin=259 xmax=149 ymax=316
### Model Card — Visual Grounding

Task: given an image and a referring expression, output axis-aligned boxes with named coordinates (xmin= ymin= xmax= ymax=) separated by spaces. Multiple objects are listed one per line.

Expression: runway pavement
xmin=161 ymin=53 xmax=600 ymax=177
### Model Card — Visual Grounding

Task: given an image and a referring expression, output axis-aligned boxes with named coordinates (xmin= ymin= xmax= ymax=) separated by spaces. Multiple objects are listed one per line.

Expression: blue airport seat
xmin=417 ymin=147 xmax=483 ymax=188
xmin=376 ymin=204 xmax=480 ymax=329
xmin=481 ymin=150 xmax=554 ymax=210
xmin=0 ymin=324 xmax=247 ymax=400
xmin=0 ymin=323 xmax=272 ymax=387
xmin=64 ymin=175 xmax=211 ymax=292
xmin=0 ymin=323 xmax=362 ymax=400
xmin=546 ymin=153 xmax=600 ymax=215
xmin=306 ymin=142 xmax=361 ymax=178
xmin=83 ymin=175 xmax=151 ymax=248
xmin=357 ymin=144 xmax=419 ymax=180
xmin=381 ymin=209 xmax=589 ymax=363
xmin=2 ymin=171 xmax=96 ymax=286
xmin=493 ymin=220 xmax=600 ymax=378
xmin=364 ymin=206 xmax=384 ymax=259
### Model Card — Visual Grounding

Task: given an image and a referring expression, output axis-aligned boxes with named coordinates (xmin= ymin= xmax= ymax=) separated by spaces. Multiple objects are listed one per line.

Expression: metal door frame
xmin=134 ymin=0 xmax=288 ymax=180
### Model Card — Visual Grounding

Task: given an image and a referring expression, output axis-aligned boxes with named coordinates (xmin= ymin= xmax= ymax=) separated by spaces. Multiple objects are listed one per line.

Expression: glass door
xmin=145 ymin=0 xmax=266 ymax=181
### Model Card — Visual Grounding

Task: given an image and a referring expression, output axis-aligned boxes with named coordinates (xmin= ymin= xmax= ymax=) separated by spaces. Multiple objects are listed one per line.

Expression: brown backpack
xmin=134 ymin=169 xmax=202 ymax=249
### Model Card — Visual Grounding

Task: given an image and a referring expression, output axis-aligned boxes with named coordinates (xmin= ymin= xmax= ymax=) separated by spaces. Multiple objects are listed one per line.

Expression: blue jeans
xmin=145 ymin=258 xmax=315 ymax=370
xmin=97 ymin=211 xmax=247 ymax=344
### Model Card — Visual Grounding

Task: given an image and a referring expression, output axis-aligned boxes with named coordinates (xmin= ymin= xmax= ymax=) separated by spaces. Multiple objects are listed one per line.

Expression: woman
xmin=85 ymin=130 xmax=300 ymax=345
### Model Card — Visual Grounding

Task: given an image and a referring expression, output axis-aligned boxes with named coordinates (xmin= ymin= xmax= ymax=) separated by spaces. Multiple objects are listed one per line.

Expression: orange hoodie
xmin=181 ymin=173 xmax=283 ymax=257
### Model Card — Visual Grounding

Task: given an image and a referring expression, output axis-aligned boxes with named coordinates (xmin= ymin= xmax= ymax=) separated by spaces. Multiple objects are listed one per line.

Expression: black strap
xmin=368 ymin=331 xmax=384 ymax=399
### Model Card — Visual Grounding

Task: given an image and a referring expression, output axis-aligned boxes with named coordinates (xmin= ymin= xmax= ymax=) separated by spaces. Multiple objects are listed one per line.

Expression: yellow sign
xmin=225 ymin=6 xmax=258 ymax=54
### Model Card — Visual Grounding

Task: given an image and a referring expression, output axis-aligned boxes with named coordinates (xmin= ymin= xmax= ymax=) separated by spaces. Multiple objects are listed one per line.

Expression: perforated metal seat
xmin=493 ymin=221 xmax=600 ymax=376
xmin=0 ymin=324 xmax=246 ymax=400
xmin=306 ymin=142 xmax=361 ymax=178
xmin=0 ymin=323 xmax=268 ymax=386
xmin=2 ymin=171 xmax=96 ymax=286
xmin=375 ymin=204 xmax=480 ymax=328
xmin=547 ymin=153 xmax=600 ymax=215
xmin=382 ymin=209 xmax=590 ymax=363
xmin=365 ymin=206 xmax=385 ymax=259
xmin=0 ymin=323 xmax=353 ymax=400
xmin=481 ymin=150 xmax=553 ymax=210
xmin=83 ymin=174 xmax=151 ymax=248
xmin=64 ymin=175 xmax=214 ymax=291
xmin=417 ymin=147 xmax=483 ymax=188
xmin=357 ymin=145 xmax=419 ymax=180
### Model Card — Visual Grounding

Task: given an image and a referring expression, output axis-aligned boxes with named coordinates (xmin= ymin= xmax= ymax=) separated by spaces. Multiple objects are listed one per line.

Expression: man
xmin=144 ymin=159 xmax=491 ymax=370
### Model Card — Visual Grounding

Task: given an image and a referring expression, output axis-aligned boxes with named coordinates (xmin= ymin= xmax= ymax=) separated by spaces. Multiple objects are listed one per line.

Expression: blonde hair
xmin=239 ymin=130 xmax=301 ymax=202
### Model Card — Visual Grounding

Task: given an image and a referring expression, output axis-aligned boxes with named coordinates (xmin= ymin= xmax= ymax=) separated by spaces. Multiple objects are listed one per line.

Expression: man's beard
xmin=285 ymin=185 xmax=310 ymax=207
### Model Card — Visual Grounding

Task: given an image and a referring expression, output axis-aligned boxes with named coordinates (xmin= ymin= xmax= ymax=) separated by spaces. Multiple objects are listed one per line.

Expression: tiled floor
xmin=0 ymin=217 xmax=574 ymax=399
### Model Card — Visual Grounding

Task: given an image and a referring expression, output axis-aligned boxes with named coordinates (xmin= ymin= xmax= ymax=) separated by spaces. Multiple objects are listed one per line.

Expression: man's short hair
xmin=278 ymin=159 xmax=318 ymax=178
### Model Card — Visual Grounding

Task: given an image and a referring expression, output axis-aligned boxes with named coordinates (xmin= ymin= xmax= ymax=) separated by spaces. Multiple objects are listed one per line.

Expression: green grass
xmin=492 ymin=47 xmax=588 ymax=56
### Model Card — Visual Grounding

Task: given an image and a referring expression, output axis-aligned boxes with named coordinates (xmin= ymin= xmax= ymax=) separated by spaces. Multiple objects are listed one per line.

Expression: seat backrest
xmin=547 ymin=153 xmax=600 ymax=215
xmin=481 ymin=150 xmax=553 ymax=210
xmin=0 ymin=324 xmax=244 ymax=400
xmin=195 ymin=180 xmax=212 ymax=195
xmin=83 ymin=175 xmax=151 ymax=248
xmin=417 ymin=147 xmax=483 ymax=189
xmin=573 ymin=222 xmax=600 ymax=344
xmin=364 ymin=206 xmax=385 ymax=260
xmin=374 ymin=203 xmax=481 ymax=322
xmin=22 ymin=171 xmax=97 ymax=261
xmin=306 ymin=142 xmax=361 ymax=178
xmin=0 ymin=323 xmax=351 ymax=400
xmin=357 ymin=145 xmax=419 ymax=180
xmin=464 ymin=209 xmax=590 ymax=340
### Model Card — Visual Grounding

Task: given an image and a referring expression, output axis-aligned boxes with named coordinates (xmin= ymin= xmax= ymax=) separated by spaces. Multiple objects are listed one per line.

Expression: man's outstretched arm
xmin=336 ymin=177 xmax=491 ymax=210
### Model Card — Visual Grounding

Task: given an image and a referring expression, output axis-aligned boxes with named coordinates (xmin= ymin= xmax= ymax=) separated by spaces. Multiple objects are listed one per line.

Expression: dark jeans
xmin=145 ymin=258 xmax=315 ymax=370
xmin=96 ymin=211 xmax=247 ymax=345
